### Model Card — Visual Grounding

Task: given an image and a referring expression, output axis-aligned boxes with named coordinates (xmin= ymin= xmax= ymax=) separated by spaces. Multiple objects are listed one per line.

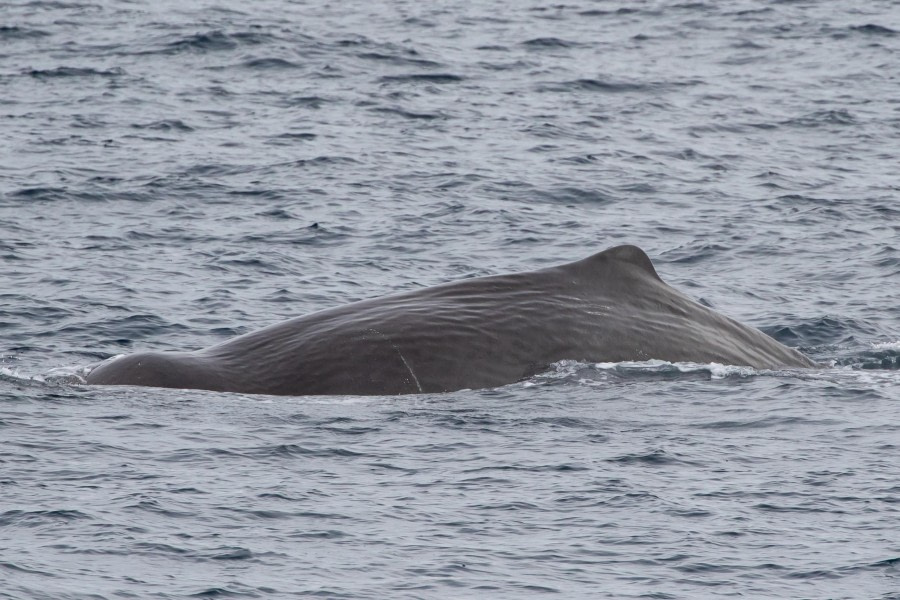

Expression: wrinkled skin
xmin=86 ymin=245 xmax=816 ymax=396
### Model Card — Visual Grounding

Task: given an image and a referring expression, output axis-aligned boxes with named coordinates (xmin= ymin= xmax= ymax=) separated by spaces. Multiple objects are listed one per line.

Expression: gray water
xmin=2 ymin=1 xmax=899 ymax=598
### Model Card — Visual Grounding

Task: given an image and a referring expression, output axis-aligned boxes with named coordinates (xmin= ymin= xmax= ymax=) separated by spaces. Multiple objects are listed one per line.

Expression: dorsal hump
xmin=581 ymin=244 xmax=662 ymax=281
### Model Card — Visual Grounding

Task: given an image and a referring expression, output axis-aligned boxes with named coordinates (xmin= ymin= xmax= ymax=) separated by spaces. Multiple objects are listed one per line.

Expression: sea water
xmin=1 ymin=1 xmax=898 ymax=598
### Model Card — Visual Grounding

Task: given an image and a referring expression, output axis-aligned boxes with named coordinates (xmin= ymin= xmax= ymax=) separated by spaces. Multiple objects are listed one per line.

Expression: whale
xmin=85 ymin=244 xmax=816 ymax=395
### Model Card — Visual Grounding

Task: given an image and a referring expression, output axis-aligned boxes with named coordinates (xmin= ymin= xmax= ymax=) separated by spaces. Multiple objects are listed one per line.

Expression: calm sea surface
xmin=2 ymin=1 xmax=899 ymax=598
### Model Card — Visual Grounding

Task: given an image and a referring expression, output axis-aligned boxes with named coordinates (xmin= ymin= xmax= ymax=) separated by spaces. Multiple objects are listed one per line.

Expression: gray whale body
xmin=86 ymin=245 xmax=815 ymax=395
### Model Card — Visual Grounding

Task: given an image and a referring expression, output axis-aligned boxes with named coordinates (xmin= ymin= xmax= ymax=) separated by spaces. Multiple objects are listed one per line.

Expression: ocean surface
xmin=2 ymin=0 xmax=899 ymax=598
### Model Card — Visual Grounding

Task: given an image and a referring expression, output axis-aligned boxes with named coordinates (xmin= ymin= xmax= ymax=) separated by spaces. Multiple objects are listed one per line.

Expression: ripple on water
xmin=2 ymin=0 xmax=899 ymax=598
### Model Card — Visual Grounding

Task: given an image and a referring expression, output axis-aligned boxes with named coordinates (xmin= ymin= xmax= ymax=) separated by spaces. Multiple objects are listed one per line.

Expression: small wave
xmin=379 ymin=73 xmax=463 ymax=84
xmin=473 ymin=500 xmax=539 ymax=512
xmin=6 ymin=186 xmax=69 ymax=202
xmin=693 ymin=415 xmax=837 ymax=430
xmin=24 ymin=66 xmax=124 ymax=78
xmin=858 ymin=357 xmax=900 ymax=370
xmin=278 ymin=95 xmax=328 ymax=109
xmin=89 ymin=314 xmax=187 ymax=343
xmin=782 ymin=109 xmax=856 ymax=128
xmin=131 ymin=119 xmax=194 ymax=132
xmin=371 ymin=106 xmax=446 ymax=120
xmin=832 ymin=341 xmax=900 ymax=370
xmin=271 ymin=132 xmax=317 ymax=142
xmin=538 ymin=77 xmax=650 ymax=93
xmin=210 ymin=547 xmax=252 ymax=561
xmin=802 ymin=368 xmax=900 ymax=399
xmin=767 ymin=315 xmax=876 ymax=347
xmin=658 ymin=242 xmax=730 ymax=264
xmin=240 ymin=57 xmax=301 ymax=70
xmin=578 ymin=8 xmax=641 ymax=16
xmin=267 ymin=444 xmax=365 ymax=459
xmin=0 ymin=561 xmax=56 ymax=577
xmin=0 ymin=509 xmax=93 ymax=527
xmin=754 ymin=502 xmax=846 ymax=515
xmin=520 ymin=121 xmax=598 ymax=141
xmin=522 ymin=37 xmax=578 ymax=48
xmin=849 ymin=24 xmax=898 ymax=37
xmin=357 ymin=52 xmax=440 ymax=68
xmin=607 ymin=448 xmax=702 ymax=466
xmin=532 ymin=186 xmax=614 ymax=205
xmin=322 ymin=425 xmax=381 ymax=436
xmin=531 ymin=416 xmax=596 ymax=430
xmin=0 ymin=26 xmax=50 ymax=39
xmin=283 ymin=155 xmax=359 ymax=169
xmin=730 ymin=39 xmax=768 ymax=50
xmin=464 ymin=462 xmax=588 ymax=473
xmin=163 ymin=30 xmax=274 ymax=54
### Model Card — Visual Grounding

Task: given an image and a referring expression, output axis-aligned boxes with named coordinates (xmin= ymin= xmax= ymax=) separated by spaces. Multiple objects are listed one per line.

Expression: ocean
xmin=1 ymin=0 xmax=898 ymax=598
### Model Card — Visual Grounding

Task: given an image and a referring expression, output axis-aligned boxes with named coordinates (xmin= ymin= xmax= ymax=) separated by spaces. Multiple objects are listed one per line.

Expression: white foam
xmin=871 ymin=340 xmax=900 ymax=350
xmin=1 ymin=361 xmax=93 ymax=386
xmin=0 ymin=364 xmax=50 ymax=384
xmin=521 ymin=359 xmax=765 ymax=387
xmin=0 ymin=365 xmax=23 ymax=380
xmin=593 ymin=359 xmax=758 ymax=378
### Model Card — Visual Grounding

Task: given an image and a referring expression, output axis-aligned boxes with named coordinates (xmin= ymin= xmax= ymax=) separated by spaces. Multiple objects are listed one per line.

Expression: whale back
xmin=86 ymin=351 xmax=229 ymax=391
xmin=559 ymin=245 xmax=815 ymax=370
xmin=86 ymin=245 xmax=815 ymax=396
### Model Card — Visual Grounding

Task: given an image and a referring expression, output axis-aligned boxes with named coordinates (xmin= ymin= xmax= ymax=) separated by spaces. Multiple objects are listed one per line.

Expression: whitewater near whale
xmin=85 ymin=245 xmax=816 ymax=395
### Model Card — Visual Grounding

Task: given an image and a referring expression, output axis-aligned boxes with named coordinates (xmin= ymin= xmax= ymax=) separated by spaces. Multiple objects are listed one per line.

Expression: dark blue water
xmin=2 ymin=1 xmax=899 ymax=598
